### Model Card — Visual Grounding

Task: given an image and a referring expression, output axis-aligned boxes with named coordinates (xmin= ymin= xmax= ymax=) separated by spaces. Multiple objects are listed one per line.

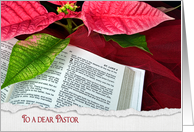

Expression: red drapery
xmin=16 ymin=1 xmax=181 ymax=111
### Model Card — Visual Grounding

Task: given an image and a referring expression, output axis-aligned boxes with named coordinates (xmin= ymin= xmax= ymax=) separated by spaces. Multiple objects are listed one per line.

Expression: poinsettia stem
xmin=66 ymin=18 xmax=73 ymax=34
xmin=165 ymin=4 xmax=181 ymax=13
xmin=73 ymin=23 xmax=85 ymax=31
xmin=54 ymin=21 xmax=72 ymax=34
xmin=72 ymin=20 xmax=78 ymax=27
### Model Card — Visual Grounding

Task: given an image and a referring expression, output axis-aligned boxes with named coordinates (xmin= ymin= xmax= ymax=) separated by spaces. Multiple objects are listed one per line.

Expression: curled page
xmin=1 ymin=103 xmax=181 ymax=117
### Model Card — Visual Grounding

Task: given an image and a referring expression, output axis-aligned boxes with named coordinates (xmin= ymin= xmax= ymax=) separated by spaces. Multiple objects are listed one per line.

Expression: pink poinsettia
xmin=49 ymin=1 xmax=81 ymax=18
xmin=1 ymin=1 xmax=174 ymax=41
xmin=1 ymin=1 xmax=65 ymax=41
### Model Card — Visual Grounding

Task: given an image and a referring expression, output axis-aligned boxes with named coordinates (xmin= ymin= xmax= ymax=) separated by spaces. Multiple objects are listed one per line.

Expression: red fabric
xmin=16 ymin=1 xmax=181 ymax=111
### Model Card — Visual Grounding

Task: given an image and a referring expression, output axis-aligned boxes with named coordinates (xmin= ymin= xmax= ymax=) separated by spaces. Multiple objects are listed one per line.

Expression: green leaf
xmin=1 ymin=33 xmax=70 ymax=89
xmin=103 ymin=34 xmax=152 ymax=55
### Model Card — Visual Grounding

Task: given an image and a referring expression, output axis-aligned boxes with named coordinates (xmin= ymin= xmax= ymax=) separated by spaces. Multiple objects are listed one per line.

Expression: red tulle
xmin=16 ymin=1 xmax=181 ymax=111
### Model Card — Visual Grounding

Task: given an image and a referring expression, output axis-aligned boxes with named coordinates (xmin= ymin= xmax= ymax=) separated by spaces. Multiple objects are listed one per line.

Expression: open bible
xmin=1 ymin=38 xmax=145 ymax=111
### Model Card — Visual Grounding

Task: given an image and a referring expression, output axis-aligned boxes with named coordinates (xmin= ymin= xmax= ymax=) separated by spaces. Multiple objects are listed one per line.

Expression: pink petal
xmin=63 ymin=10 xmax=82 ymax=19
xmin=48 ymin=1 xmax=77 ymax=6
xmin=1 ymin=1 xmax=65 ymax=41
xmin=81 ymin=1 xmax=174 ymax=35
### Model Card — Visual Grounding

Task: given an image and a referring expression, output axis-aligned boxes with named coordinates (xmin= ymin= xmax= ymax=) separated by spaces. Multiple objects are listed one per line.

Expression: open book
xmin=1 ymin=38 xmax=145 ymax=111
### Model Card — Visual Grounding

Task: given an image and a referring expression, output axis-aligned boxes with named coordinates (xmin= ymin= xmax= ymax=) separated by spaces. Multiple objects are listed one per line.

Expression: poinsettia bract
xmin=1 ymin=1 xmax=65 ymax=41
xmin=81 ymin=1 xmax=174 ymax=35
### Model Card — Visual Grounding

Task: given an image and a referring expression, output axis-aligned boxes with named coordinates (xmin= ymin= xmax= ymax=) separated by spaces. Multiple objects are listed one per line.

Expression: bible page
xmin=1 ymin=39 xmax=18 ymax=103
xmin=127 ymin=67 xmax=145 ymax=111
xmin=53 ymin=45 xmax=126 ymax=111
xmin=4 ymin=42 xmax=126 ymax=111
